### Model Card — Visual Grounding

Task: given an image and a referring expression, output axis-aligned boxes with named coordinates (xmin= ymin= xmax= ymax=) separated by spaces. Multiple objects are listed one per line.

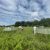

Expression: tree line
xmin=14 ymin=18 xmax=50 ymax=27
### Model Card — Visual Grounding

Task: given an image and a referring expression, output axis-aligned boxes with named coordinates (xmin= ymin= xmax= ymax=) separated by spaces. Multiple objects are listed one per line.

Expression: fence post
xmin=33 ymin=26 xmax=37 ymax=34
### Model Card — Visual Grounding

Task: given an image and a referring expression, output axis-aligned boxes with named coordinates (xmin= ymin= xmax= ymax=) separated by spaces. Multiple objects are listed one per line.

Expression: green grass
xmin=0 ymin=27 xmax=50 ymax=50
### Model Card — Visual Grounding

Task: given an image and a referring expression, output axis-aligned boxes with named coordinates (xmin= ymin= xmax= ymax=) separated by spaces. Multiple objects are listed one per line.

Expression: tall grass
xmin=0 ymin=27 xmax=50 ymax=50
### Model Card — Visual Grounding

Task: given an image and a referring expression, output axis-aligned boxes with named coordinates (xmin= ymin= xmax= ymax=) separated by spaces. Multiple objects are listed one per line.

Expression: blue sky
xmin=0 ymin=0 xmax=50 ymax=26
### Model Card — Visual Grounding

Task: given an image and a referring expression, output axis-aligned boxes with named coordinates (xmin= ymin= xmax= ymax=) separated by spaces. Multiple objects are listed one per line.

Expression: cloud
xmin=0 ymin=0 xmax=17 ymax=10
xmin=0 ymin=21 xmax=10 ymax=26
xmin=0 ymin=0 xmax=50 ymax=25
xmin=0 ymin=0 xmax=17 ymax=15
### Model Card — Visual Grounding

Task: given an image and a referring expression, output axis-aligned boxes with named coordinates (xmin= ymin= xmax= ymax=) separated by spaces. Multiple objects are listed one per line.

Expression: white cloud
xmin=0 ymin=0 xmax=50 ymax=25
xmin=30 ymin=12 xmax=39 ymax=17
xmin=0 ymin=22 xmax=9 ymax=26
xmin=0 ymin=0 xmax=17 ymax=12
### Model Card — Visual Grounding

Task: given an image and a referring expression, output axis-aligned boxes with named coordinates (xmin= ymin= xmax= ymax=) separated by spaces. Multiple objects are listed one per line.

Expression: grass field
xmin=0 ymin=27 xmax=50 ymax=50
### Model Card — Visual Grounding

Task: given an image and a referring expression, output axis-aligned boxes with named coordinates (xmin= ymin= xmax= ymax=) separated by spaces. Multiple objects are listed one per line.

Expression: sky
xmin=0 ymin=0 xmax=50 ymax=26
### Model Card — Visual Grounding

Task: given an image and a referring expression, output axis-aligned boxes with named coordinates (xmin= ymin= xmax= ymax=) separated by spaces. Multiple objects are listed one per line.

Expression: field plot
xmin=0 ymin=27 xmax=50 ymax=50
